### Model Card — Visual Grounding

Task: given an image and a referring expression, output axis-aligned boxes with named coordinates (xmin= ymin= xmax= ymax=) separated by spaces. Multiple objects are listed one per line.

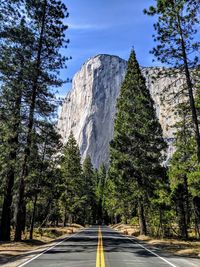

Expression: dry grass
xmin=112 ymin=223 xmax=200 ymax=257
xmin=0 ymin=224 xmax=83 ymax=259
xmin=111 ymin=223 xmax=140 ymax=236
xmin=139 ymin=236 xmax=200 ymax=257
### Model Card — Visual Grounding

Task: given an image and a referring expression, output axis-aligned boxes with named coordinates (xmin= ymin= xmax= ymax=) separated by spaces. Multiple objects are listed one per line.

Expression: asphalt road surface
xmin=18 ymin=226 xmax=200 ymax=267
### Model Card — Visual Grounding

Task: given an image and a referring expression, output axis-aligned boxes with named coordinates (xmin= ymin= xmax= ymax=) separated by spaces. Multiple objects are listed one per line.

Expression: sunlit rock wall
xmin=58 ymin=55 xmax=181 ymax=168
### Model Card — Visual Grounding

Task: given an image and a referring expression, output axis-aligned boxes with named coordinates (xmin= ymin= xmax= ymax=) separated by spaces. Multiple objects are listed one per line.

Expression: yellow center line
xmin=96 ymin=226 xmax=105 ymax=267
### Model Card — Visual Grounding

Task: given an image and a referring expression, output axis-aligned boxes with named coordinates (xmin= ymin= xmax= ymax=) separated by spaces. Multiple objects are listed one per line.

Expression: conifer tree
xmin=60 ymin=132 xmax=83 ymax=225
xmin=82 ymin=156 xmax=96 ymax=224
xmin=109 ymin=50 xmax=166 ymax=235
xmin=168 ymin=106 xmax=192 ymax=238
xmin=96 ymin=165 xmax=107 ymax=223
xmin=169 ymin=101 xmax=200 ymax=238
xmin=0 ymin=0 xmax=69 ymax=241
xmin=27 ymin=122 xmax=61 ymax=239
xmin=14 ymin=0 xmax=69 ymax=241
xmin=0 ymin=0 xmax=20 ymax=27
xmin=104 ymin=170 xmax=120 ymax=224
xmin=0 ymin=5 xmax=34 ymax=241
xmin=145 ymin=1 xmax=200 ymax=238
xmin=144 ymin=0 xmax=200 ymax=162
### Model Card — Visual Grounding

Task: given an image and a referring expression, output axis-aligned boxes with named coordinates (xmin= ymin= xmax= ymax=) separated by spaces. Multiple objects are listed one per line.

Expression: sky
xmin=59 ymin=0 xmax=158 ymax=97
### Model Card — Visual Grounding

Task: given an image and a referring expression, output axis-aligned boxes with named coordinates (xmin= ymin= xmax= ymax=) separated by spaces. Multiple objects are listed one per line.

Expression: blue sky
xmin=59 ymin=0 xmax=157 ymax=97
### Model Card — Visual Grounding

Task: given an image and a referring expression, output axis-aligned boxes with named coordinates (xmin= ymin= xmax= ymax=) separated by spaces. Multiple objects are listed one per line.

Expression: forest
xmin=0 ymin=0 xmax=200 ymax=243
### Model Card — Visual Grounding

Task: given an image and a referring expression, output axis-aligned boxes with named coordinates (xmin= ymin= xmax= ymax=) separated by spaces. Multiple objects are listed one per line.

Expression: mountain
xmin=57 ymin=54 xmax=181 ymax=168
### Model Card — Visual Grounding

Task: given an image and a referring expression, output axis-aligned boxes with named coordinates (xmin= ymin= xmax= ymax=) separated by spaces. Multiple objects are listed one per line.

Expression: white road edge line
xmin=17 ymin=228 xmax=86 ymax=267
xmin=123 ymin=234 xmax=177 ymax=267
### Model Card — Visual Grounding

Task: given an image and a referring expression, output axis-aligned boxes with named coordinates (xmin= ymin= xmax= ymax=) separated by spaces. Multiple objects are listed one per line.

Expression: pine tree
xmin=0 ymin=6 xmax=34 ymax=241
xmin=14 ymin=0 xmax=69 ymax=241
xmin=169 ymin=99 xmax=200 ymax=238
xmin=96 ymin=165 xmax=107 ymax=223
xmin=109 ymin=50 xmax=166 ymax=235
xmin=168 ymin=106 xmax=192 ymax=238
xmin=0 ymin=0 xmax=69 ymax=241
xmin=27 ymin=122 xmax=61 ymax=239
xmin=82 ymin=156 xmax=96 ymax=224
xmin=60 ymin=132 xmax=83 ymax=225
xmin=144 ymin=0 xmax=200 ymax=162
xmin=104 ymin=168 xmax=121 ymax=224
xmin=0 ymin=0 xmax=20 ymax=27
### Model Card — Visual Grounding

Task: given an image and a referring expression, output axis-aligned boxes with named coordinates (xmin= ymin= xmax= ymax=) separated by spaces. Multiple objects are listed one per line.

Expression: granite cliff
xmin=57 ymin=54 xmax=181 ymax=168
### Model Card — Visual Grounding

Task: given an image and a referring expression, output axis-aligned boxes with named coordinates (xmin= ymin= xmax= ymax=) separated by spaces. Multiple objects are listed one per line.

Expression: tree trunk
xmin=177 ymin=198 xmax=188 ymax=239
xmin=138 ymin=201 xmax=147 ymax=235
xmin=114 ymin=214 xmax=117 ymax=224
xmin=157 ymin=208 xmax=163 ymax=237
xmin=0 ymin=168 xmax=15 ymax=241
xmin=14 ymin=1 xmax=47 ymax=241
xmin=177 ymin=10 xmax=200 ymax=239
xmin=63 ymin=206 xmax=67 ymax=227
xmin=183 ymin=174 xmax=191 ymax=227
xmin=14 ymin=176 xmax=25 ymax=241
xmin=29 ymin=134 xmax=48 ymax=239
xmin=193 ymin=196 xmax=200 ymax=238
xmin=22 ymin=202 xmax=26 ymax=233
xmin=30 ymin=194 xmax=38 ymax=240
xmin=177 ymin=13 xmax=200 ymax=163
xmin=183 ymin=62 xmax=200 ymax=163
xmin=0 ymin=89 xmax=22 ymax=241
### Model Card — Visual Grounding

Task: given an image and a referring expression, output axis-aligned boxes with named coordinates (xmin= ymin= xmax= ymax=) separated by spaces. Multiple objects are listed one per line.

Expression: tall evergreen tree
xmin=168 ymin=106 xmax=192 ymax=238
xmin=60 ymin=132 xmax=83 ymax=225
xmin=0 ymin=0 xmax=69 ymax=241
xmin=109 ymin=50 xmax=166 ymax=235
xmin=0 ymin=6 xmax=34 ymax=241
xmin=27 ymin=122 xmax=62 ymax=239
xmin=96 ymin=164 xmax=107 ymax=223
xmin=82 ymin=156 xmax=96 ymax=224
xmin=14 ymin=0 xmax=69 ymax=241
xmin=104 ymin=168 xmax=121 ymax=224
xmin=144 ymin=0 xmax=200 ymax=162
xmin=169 ymin=99 xmax=200 ymax=238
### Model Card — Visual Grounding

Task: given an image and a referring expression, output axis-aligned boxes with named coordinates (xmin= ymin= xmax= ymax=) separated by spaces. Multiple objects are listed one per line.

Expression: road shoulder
xmin=111 ymin=224 xmax=200 ymax=267
xmin=0 ymin=225 xmax=84 ymax=267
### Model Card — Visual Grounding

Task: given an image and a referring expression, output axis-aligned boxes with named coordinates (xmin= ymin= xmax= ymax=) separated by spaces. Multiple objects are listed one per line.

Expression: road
xmin=18 ymin=226 xmax=199 ymax=267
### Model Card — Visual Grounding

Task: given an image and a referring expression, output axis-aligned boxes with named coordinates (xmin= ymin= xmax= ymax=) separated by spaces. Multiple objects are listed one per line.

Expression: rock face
xmin=58 ymin=54 xmax=180 ymax=168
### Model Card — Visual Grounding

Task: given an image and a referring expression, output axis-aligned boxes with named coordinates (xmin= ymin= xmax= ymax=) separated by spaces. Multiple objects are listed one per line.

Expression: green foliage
xmin=168 ymin=105 xmax=200 ymax=237
xmin=107 ymin=49 xmax=167 ymax=233
xmin=60 ymin=132 xmax=84 ymax=224
xmin=0 ymin=0 xmax=199 ymax=241
xmin=96 ymin=165 xmax=106 ymax=202
xmin=82 ymin=156 xmax=97 ymax=224
xmin=144 ymin=0 xmax=200 ymax=68
xmin=26 ymin=124 xmax=63 ymax=234
xmin=0 ymin=0 xmax=69 ymax=241
xmin=145 ymin=0 xmax=200 ymax=239
xmin=188 ymin=170 xmax=200 ymax=198
xmin=96 ymin=164 xmax=107 ymax=222
xmin=104 ymin=174 xmax=121 ymax=220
